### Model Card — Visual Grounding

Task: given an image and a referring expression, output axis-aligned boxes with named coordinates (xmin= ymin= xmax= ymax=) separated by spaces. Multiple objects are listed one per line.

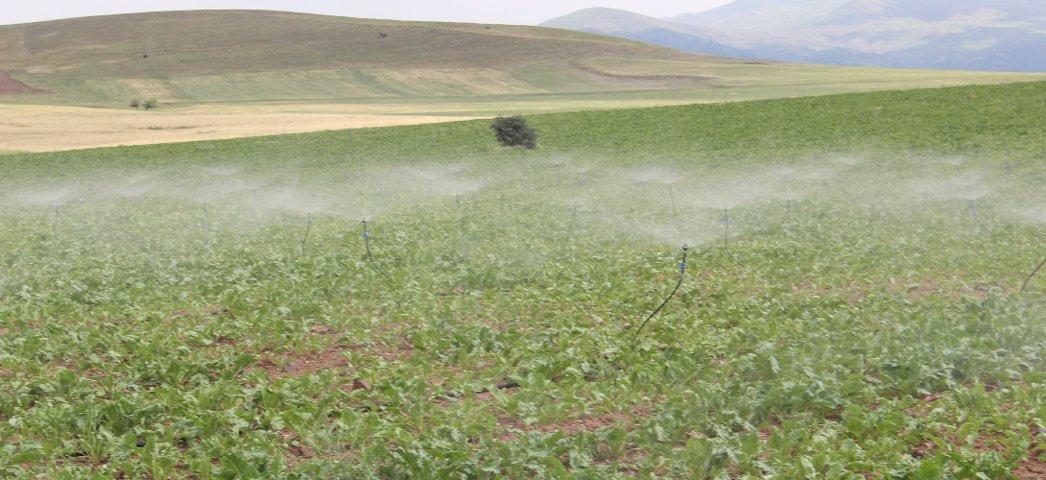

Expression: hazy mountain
xmin=675 ymin=0 xmax=1046 ymax=71
xmin=540 ymin=8 xmax=747 ymax=58
xmin=545 ymin=1 xmax=1046 ymax=72
xmin=673 ymin=0 xmax=851 ymax=37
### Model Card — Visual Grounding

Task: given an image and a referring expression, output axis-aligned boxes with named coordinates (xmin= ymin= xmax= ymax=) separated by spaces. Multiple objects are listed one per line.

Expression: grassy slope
xmin=0 ymin=10 xmax=1042 ymax=108
xmin=1 ymin=82 xmax=1046 ymax=478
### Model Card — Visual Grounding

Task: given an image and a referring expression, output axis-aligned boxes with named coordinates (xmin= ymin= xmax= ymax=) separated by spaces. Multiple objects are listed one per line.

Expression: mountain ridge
xmin=545 ymin=1 xmax=1046 ymax=72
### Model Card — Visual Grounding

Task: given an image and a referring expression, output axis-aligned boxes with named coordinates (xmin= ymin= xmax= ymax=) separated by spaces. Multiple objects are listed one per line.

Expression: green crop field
xmin=2 ymin=81 xmax=1046 ymax=478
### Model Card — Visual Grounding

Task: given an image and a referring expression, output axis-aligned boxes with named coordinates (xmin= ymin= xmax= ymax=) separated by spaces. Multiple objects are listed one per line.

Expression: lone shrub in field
xmin=491 ymin=116 xmax=537 ymax=149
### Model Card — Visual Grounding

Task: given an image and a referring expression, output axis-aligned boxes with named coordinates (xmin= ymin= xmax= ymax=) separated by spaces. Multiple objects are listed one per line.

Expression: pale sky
xmin=1 ymin=1 xmax=735 ymax=26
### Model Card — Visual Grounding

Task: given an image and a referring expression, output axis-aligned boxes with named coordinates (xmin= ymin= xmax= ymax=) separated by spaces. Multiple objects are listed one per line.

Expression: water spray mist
xmin=569 ymin=203 xmax=579 ymax=233
xmin=632 ymin=244 xmax=688 ymax=345
xmin=362 ymin=219 xmax=392 ymax=281
xmin=668 ymin=185 xmax=678 ymax=216
xmin=1021 ymin=255 xmax=1046 ymax=293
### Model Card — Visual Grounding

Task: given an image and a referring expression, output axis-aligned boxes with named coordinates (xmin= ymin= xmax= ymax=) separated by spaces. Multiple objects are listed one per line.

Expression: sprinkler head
xmin=682 ymin=244 xmax=689 ymax=251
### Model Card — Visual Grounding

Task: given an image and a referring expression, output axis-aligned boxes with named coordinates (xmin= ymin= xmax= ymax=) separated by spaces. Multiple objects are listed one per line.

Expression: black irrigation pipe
xmin=1021 ymin=255 xmax=1046 ymax=293
xmin=362 ymin=219 xmax=393 ymax=281
xmin=632 ymin=244 xmax=688 ymax=345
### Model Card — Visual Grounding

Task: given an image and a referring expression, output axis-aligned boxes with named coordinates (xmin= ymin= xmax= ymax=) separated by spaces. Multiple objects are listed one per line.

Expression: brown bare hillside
xmin=0 ymin=71 xmax=46 ymax=94
xmin=0 ymin=10 xmax=726 ymax=104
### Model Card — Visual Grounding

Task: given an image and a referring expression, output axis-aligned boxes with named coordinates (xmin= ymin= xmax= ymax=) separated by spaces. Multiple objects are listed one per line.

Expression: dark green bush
xmin=491 ymin=116 xmax=537 ymax=149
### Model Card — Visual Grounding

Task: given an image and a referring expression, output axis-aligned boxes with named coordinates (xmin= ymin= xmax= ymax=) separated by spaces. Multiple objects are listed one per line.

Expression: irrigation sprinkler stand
xmin=722 ymin=209 xmax=730 ymax=248
xmin=362 ymin=219 xmax=392 ymax=281
xmin=51 ymin=204 xmax=61 ymax=236
xmin=300 ymin=212 xmax=313 ymax=255
xmin=202 ymin=202 xmax=210 ymax=235
xmin=965 ymin=198 xmax=994 ymax=237
xmin=1021 ymin=255 xmax=1046 ymax=293
xmin=455 ymin=194 xmax=466 ymax=234
xmin=632 ymin=244 xmax=688 ymax=345
xmin=967 ymin=199 xmax=979 ymax=234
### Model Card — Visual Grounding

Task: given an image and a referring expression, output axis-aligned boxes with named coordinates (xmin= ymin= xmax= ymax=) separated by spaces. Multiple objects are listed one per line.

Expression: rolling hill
xmin=3 ymin=9 xmax=1042 ymax=109
xmin=0 ymin=10 xmax=748 ymax=106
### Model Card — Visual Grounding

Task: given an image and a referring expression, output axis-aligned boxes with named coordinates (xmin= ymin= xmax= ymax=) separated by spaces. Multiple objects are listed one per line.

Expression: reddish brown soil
xmin=256 ymin=346 xmax=348 ymax=378
xmin=1014 ymin=437 xmax=1046 ymax=480
xmin=255 ymin=334 xmax=414 ymax=380
xmin=889 ymin=277 xmax=992 ymax=301
xmin=1015 ymin=456 xmax=1046 ymax=479
xmin=279 ymin=429 xmax=316 ymax=468
xmin=0 ymin=71 xmax=47 ymax=94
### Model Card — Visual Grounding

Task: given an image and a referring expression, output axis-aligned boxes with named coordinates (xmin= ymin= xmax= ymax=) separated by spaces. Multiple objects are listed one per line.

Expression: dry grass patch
xmin=0 ymin=103 xmax=479 ymax=152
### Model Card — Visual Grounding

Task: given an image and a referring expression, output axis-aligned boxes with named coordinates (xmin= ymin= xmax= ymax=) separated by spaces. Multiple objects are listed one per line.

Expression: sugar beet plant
xmin=2 ymin=82 xmax=1046 ymax=478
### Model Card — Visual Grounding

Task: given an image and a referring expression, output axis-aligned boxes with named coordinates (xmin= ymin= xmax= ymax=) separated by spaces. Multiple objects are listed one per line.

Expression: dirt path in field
xmin=0 ymin=104 xmax=482 ymax=153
